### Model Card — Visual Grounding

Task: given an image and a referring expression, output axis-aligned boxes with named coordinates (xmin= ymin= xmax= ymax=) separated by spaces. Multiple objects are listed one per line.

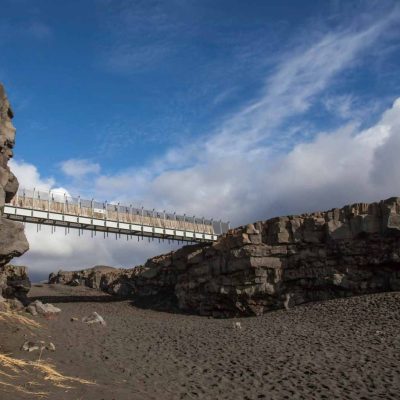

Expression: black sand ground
xmin=1 ymin=284 xmax=400 ymax=400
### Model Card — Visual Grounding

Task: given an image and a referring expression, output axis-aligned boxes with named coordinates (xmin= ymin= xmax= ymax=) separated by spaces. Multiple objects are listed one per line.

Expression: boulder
xmin=0 ymin=265 xmax=31 ymax=304
xmin=48 ymin=196 xmax=400 ymax=318
xmin=0 ymin=84 xmax=30 ymax=302
xmin=82 ymin=311 xmax=106 ymax=326
xmin=30 ymin=300 xmax=61 ymax=316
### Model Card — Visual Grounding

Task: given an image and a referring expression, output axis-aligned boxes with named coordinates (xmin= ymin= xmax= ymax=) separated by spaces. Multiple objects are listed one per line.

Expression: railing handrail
xmin=10 ymin=187 xmax=230 ymax=235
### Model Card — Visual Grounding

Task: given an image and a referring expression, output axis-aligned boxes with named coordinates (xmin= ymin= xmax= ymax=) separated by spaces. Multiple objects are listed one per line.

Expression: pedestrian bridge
xmin=4 ymin=188 xmax=229 ymax=243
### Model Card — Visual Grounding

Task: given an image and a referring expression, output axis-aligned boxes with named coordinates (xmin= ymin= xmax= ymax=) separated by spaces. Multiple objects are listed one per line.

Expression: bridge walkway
xmin=4 ymin=188 xmax=229 ymax=243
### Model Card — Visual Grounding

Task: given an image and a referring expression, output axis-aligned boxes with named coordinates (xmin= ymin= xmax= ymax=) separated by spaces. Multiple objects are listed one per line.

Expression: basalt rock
xmin=0 ymin=265 xmax=31 ymax=304
xmin=0 ymin=83 xmax=29 ymax=300
xmin=49 ymin=197 xmax=400 ymax=317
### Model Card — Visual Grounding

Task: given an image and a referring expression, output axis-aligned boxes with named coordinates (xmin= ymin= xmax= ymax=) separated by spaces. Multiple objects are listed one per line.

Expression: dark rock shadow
xmin=28 ymin=294 xmax=125 ymax=304
xmin=129 ymin=293 xmax=185 ymax=315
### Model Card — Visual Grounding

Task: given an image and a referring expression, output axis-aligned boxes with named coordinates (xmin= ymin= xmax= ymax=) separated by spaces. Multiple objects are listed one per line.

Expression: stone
xmin=48 ymin=196 xmax=400 ymax=318
xmin=47 ymin=342 xmax=56 ymax=351
xmin=7 ymin=298 xmax=24 ymax=311
xmin=233 ymin=321 xmax=242 ymax=329
xmin=283 ymin=293 xmax=291 ymax=310
xmin=0 ymin=221 xmax=29 ymax=267
xmin=245 ymin=224 xmax=259 ymax=235
xmin=26 ymin=304 xmax=38 ymax=316
xmin=0 ymin=84 xmax=30 ymax=303
xmin=30 ymin=300 xmax=61 ymax=316
xmin=0 ymin=265 xmax=31 ymax=304
xmin=22 ymin=341 xmax=40 ymax=352
xmin=82 ymin=311 xmax=106 ymax=326
xmin=326 ymin=220 xmax=352 ymax=240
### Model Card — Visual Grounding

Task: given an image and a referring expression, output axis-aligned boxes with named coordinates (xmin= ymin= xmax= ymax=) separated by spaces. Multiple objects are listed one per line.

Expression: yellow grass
xmin=0 ymin=309 xmax=94 ymax=397
xmin=0 ymin=353 xmax=95 ymax=397
xmin=0 ymin=310 xmax=41 ymax=328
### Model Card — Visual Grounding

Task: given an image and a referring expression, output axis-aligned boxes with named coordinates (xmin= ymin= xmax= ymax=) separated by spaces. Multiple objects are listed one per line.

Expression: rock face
xmin=49 ymin=197 xmax=400 ymax=317
xmin=0 ymin=264 xmax=31 ymax=304
xmin=0 ymin=83 xmax=30 ymax=300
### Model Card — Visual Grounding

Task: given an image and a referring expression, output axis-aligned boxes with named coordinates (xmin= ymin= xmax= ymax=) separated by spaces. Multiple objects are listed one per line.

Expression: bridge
xmin=4 ymin=188 xmax=229 ymax=243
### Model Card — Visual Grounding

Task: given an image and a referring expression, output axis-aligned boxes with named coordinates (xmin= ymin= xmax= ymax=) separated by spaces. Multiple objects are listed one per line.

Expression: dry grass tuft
xmin=0 ymin=308 xmax=93 ymax=397
xmin=0 ymin=310 xmax=41 ymax=328
xmin=0 ymin=353 xmax=95 ymax=398
xmin=31 ymin=360 xmax=95 ymax=388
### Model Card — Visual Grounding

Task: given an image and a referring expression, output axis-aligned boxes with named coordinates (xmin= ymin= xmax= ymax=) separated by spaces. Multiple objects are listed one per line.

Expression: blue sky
xmin=1 ymin=0 xmax=400 ymax=277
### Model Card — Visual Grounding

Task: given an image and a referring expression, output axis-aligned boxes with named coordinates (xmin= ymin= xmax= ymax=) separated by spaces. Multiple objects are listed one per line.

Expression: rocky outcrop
xmin=0 ymin=83 xmax=30 ymax=300
xmin=49 ymin=197 xmax=400 ymax=317
xmin=0 ymin=265 xmax=31 ymax=304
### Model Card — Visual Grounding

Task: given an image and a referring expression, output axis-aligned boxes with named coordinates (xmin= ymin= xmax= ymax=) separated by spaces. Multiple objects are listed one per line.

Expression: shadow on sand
xmin=28 ymin=294 xmax=125 ymax=304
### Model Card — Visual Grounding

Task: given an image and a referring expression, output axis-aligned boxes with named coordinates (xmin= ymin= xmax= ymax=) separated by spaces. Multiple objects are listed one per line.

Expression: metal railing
xmin=9 ymin=188 xmax=230 ymax=235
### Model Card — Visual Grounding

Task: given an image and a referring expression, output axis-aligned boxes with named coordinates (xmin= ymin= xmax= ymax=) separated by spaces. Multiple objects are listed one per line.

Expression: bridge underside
xmin=4 ymin=205 xmax=218 ymax=243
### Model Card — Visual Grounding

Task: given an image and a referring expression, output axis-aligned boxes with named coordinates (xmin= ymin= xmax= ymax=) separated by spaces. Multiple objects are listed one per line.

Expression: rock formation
xmin=49 ymin=197 xmax=400 ymax=317
xmin=0 ymin=83 xmax=30 ymax=302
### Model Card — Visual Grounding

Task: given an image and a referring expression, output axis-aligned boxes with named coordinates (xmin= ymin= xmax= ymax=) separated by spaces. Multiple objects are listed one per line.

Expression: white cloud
xmin=9 ymin=159 xmax=55 ymax=191
xmin=60 ymin=159 xmax=101 ymax=178
xmin=17 ymin=224 xmax=178 ymax=281
xmin=10 ymin=6 xmax=400 ymax=280
xmin=13 ymin=98 xmax=400 ymax=281
xmin=96 ymin=97 xmax=400 ymax=225
xmin=205 ymin=7 xmax=400 ymax=156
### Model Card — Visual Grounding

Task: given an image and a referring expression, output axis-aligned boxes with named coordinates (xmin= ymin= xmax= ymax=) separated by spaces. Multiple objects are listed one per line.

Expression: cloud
xmin=18 ymin=223 xmax=178 ymax=281
xmin=13 ymin=97 xmax=400 ymax=281
xmin=205 ymin=5 xmax=400 ymax=156
xmin=11 ymin=4 xmax=400 ymax=280
xmin=92 ymin=6 xmax=400 ymax=221
xmin=9 ymin=159 xmax=54 ymax=191
xmin=95 ymin=97 xmax=400 ymax=225
xmin=60 ymin=159 xmax=101 ymax=178
xmin=101 ymin=0 xmax=183 ymax=73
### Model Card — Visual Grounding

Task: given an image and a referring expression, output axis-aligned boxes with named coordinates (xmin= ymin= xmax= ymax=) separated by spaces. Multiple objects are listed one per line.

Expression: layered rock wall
xmin=0 ymin=83 xmax=30 ymax=302
xmin=50 ymin=197 xmax=400 ymax=317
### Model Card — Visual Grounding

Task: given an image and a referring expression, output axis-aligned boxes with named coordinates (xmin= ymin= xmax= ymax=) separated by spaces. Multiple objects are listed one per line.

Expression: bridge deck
xmin=4 ymin=189 xmax=228 ymax=243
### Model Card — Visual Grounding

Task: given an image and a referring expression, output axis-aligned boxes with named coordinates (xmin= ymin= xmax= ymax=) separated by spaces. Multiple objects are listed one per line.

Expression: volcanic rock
xmin=0 ymin=83 xmax=29 ymax=300
xmin=49 ymin=196 xmax=400 ymax=317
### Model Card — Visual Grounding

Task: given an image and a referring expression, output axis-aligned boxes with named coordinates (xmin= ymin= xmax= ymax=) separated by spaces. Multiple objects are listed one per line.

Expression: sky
xmin=1 ymin=0 xmax=400 ymax=280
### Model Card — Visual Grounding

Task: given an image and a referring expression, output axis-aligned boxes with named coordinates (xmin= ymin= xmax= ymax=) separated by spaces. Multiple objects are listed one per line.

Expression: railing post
xmin=91 ymin=198 xmax=94 ymax=218
xmin=48 ymin=190 xmax=51 ymax=212
xmin=152 ymin=208 xmax=155 ymax=237
xmin=77 ymin=196 xmax=81 ymax=217
xmin=32 ymin=187 xmax=35 ymax=214
xmin=104 ymin=201 xmax=108 ymax=220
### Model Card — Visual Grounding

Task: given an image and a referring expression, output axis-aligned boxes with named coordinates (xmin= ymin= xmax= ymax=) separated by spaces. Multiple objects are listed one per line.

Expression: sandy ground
xmin=1 ymin=284 xmax=400 ymax=400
